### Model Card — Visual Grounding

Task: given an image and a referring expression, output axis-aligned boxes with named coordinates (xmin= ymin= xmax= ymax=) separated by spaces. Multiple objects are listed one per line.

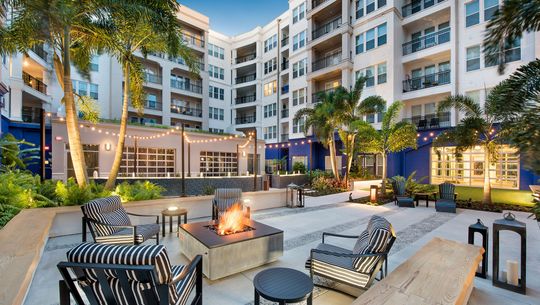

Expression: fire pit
xmin=178 ymin=204 xmax=284 ymax=280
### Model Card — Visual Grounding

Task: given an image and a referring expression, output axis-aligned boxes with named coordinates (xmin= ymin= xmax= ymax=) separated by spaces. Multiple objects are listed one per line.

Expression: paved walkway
xmin=25 ymin=191 xmax=540 ymax=305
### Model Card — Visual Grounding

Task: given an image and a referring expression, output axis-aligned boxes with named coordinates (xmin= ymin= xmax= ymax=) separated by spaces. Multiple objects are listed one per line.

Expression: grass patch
xmin=454 ymin=186 xmax=533 ymax=206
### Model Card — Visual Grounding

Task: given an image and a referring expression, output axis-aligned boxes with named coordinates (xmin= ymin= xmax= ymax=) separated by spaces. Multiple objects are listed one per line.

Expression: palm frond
xmin=438 ymin=94 xmax=482 ymax=118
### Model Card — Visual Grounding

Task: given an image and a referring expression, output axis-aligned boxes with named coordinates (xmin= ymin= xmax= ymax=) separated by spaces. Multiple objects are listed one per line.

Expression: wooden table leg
xmin=161 ymin=214 xmax=165 ymax=237
xmin=254 ymin=290 xmax=260 ymax=305
xmin=169 ymin=215 xmax=173 ymax=233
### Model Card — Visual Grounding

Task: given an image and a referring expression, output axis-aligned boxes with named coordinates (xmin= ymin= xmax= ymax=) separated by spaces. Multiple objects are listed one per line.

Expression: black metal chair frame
xmin=308 ymin=232 xmax=396 ymax=297
xmin=82 ymin=211 xmax=160 ymax=245
xmin=57 ymin=255 xmax=203 ymax=305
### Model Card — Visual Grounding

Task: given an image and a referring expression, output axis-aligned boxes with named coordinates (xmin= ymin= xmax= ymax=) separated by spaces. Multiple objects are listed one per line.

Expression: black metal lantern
xmin=468 ymin=219 xmax=488 ymax=278
xmin=492 ymin=212 xmax=527 ymax=294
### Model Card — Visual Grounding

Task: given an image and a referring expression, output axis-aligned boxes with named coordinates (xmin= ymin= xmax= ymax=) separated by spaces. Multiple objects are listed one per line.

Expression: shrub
xmin=115 ymin=181 xmax=164 ymax=202
xmin=292 ymin=162 xmax=306 ymax=174
xmin=307 ymin=169 xmax=333 ymax=184
xmin=390 ymin=171 xmax=436 ymax=195
xmin=202 ymin=184 xmax=215 ymax=196
xmin=55 ymin=178 xmax=95 ymax=206
xmin=311 ymin=176 xmax=348 ymax=195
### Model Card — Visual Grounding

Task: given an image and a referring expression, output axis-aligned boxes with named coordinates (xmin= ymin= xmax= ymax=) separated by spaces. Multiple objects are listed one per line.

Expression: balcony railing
xmin=281 ymin=109 xmax=289 ymax=118
xmin=281 ymin=84 xmax=289 ymax=94
xmin=235 ymin=73 xmax=256 ymax=84
xmin=312 ymin=0 xmax=331 ymax=9
xmin=143 ymin=100 xmax=162 ymax=111
xmin=312 ymin=88 xmax=336 ymax=103
xmin=312 ymin=51 xmax=342 ymax=72
xmin=22 ymin=72 xmax=47 ymax=94
xmin=281 ymin=134 xmax=289 ymax=142
xmin=235 ymin=53 xmax=256 ymax=64
xmin=402 ymin=27 xmax=450 ymax=55
xmin=281 ymin=36 xmax=289 ymax=47
xmin=170 ymin=79 xmax=203 ymax=94
xmin=312 ymin=17 xmax=342 ymax=40
xmin=282 ymin=60 xmax=289 ymax=70
xmin=402 ymin=112 xmax=451 ymax=129
xmin=182 ymin=33 xmax=205 ymax=48
xmin=402 ymin=0 xmax=447 ymax=18
xmin=170 ymin=104 xmax=203 ymax=117
xmin=235 ymin=115 xmax=256 ymax=125
xmin=144 ymin=73 xmax=162 ymax=84
xmin=167 ymin=56 xmax=205 ymax=71
xmin=31 ymin=45 xmax=48 ymax=62
xmin=235 ymin=94 xmax=256 ymax=104
xmin=403 ymin=70 xmax=450 ymax=92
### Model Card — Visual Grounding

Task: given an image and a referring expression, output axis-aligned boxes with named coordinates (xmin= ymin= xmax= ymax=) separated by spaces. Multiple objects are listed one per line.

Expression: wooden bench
xmin=352 ymin=237 xmax=484 ymax=305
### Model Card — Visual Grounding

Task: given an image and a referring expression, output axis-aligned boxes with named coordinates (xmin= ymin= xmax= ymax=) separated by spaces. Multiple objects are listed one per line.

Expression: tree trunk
xmin=344 ymin=133 xmax=356 ymax=182
xmin=105 ymin=63 xmax=130 ymax=190
xmin=483 ymin=148 xmax=492 ymax=205
xmin=381 ymin=153 xmax=387 ymax=195
xmin=62 ymin=28 xmax=88 ymax=187
xmin=328 ymin=138 xmax=340 ymax=182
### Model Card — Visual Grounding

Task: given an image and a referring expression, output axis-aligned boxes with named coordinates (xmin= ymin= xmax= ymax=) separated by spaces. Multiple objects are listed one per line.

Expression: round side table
xmin=253 ymin=267 xmax=313 ymax=305
xmin=161 ymin=207 xmax=187 ymax=237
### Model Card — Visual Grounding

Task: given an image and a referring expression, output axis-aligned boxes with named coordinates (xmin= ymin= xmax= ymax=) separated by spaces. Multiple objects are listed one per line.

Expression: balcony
xmin=403 ymin=70 xmax=450 ymax=92
xmin=235 ymin=53 xmax=256 ymax=64
xmin=182 ymin=33 xmax=205 ymax=48
xmin=281 ymin=109 xmax=289 ymax=118
xmin=282 ymin=60 xmax=289 ymax=70
xmin=235 ymin=115 xmax=256 ymax=125
xmin=235 ymin=73 xmax=256 ymax=84
xmin=168 ymin=56 xmax=205 ymax=71
xmin=402 ymin=0 xmax=447 ymax=18
xmin=281 ymin=85 xmax=289 ymax=94
xmin=312 ymin=0 xmax=331 ymax=9
xmin=281 ymin=36 xmax=289 ymax=47
xmin=312 ymin=51 xmax=342 ymax=72
xmin=312 ymin=88 xmax=335 ymax=103
xmin=281 ymin=134 xmax=289 ymax=142
xmin=170 ymin=79 xmax=203 ymax=94
xmin=31 ymin=45 xmax=48 ymax=62
xmin=22 ymin=72 xmax=47 ymax=94
xmin=170 ymin=104 xmax=203 ymax=118
xmin=312 ymin=17 xmax=342 ymax=40
xmin=144 ymin=73 xmax=162 ymax=84
xmin=235 ymin=94 xmax=256 ymax=105
xmin=142 ymin=100 xmax=162 ymax=111
xmin=402 ymin=112 xmax=451 ymax=129
xmin=402 ymin=27 xmax=450 ymax=55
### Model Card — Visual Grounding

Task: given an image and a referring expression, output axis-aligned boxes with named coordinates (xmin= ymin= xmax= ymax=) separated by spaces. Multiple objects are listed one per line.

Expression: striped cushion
xmin=214 ymin=188 xmax=242 ymax=212
xmin=172 ymin=265 xmax=196 ymax=305
xmin=352 ymin=230 xmax=369 ymax=253
xmin=67 ymin=243 xmax=179 ymax=305
xmin=82 ymin=196 xmax=131 ymax=236
xmin=95 ymin=224 xmax=160 ymax=245
xmin=439 ymin=182 xmax=455 ymax=200
xmin=353 ymin=216 xmax=392 ymax=273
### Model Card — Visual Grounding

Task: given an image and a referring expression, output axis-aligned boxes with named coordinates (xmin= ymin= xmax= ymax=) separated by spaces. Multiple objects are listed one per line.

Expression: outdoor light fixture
xmin=242 ymin=150 xmax=246 ymax=157
xmin=55 ymin=136 xmax=63 ymax=141
xmin=167 ymin=206 xmax=179 ymax=211
xmin=104 ymin=143 xmax=111 ymax=151
xmin=370 ymin=185 xmax=378 ymax=203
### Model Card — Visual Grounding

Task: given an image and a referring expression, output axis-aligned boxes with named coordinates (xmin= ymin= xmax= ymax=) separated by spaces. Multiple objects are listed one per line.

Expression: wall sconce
xmin=104 ymin=143 xmax=112 ymax=151
xmin=242 ymin=150 xmax=246 ymax=157
xmin=55 ymin=136 xmax=63 ymax=141
xmin=370 ymin=185 xmax=378 ymax=203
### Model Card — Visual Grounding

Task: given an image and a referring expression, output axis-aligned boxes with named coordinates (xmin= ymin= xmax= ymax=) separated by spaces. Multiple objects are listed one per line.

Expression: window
xmin=67 ymin=144 xmax=99 ymax=178
xmin=356 ymin=0 xmax=364 ymax=18
xmin=293 ymin=117 xmax=306 ymax=133
xmin=263 ymin=126 xmax=277 ymax=140
xmin=264 ymin=35 xmax=278 ymax=52
xmin=209 ymin=107 xmax=224 ymax=120
xmin=208 ymin=65 xmax=224 ymax=80
xmin=293 ymin=31 xmax=306 ymax=51
xmin=355 ymin=33 xmax=364 ymax=54
xmin=465 ymin=0 xmax=479 ymax=27
xmin=264 ymin=58 xmax=277 ymax=74
xmin=356 ymin=66 xmax=375 ymax=87
xmin=263 ymin=103 xmax=277 ymax=118
xmin=120 ymin=146 xmax=175 ymax=178
xmin=377 ymin=23 xmax=387 ymax=46
xmin=78 ymin=81 xmax=87 ymax=96
xmin=466 ymin=46 xmax=481 ymax=71
xmin=209 ymin=86 xmax=225 ymax=100
xmin=292 ymin=2 xmax=305 ymax=23
xmin=89 ymin=83 xmax=99 ymax=99
xmin=366 ymin=29 xmax=375 ymax=51
xmin=90 ymin=56 xmax=99 ymax=72
xmin=356 ymin=0 xmax=386 ymax=19
xmin=208 ymin=43 xmax=225 ymax=59
xmin=377 ymin=63 xmax=387 ymax=84
xmin=247 ymin=153 xmax=261 ymax=175
xmin=200 ymin=151 xmax=238 ymax=177
xmin=264 ymin=80 xmax=277 ymax=96
xmin=292 ymin=59 xmax=306 ymax=78
xmin=366 ymin=0 xmax=375 ymax=14
xmin=292 ymin=88 xmax=306 ymax=106
xmin=209 ymin=128 xmax=224 ymax=134
xmin=484 ymin=0 xmax=499 ymax=21
xmin=485 ymin=38 xmax=521 ymax=67
xmin=431 ymin=145 xmax=519 ymax=189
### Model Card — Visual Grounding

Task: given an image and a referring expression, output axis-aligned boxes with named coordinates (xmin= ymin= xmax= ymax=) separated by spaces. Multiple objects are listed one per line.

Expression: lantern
xmin=492 ymin=212 xmax=527 ymax=294
xmin=370 ymin=185 xmax=378 ymax=203
xmin=468 ymin=219 xmax=488 ymax=278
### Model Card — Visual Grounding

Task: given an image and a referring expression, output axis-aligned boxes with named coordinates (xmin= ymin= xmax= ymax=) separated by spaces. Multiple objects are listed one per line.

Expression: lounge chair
xmin=57 ymin=243 xmax=202 ymax=305
xmin=81 ymin=196 xmax=160 ymax=245
xmin=390 ymin=179 xmax=415 ymax=208
xmin=435 ymin=182 xmax=457 ymax=213
xmin=305 ymin=215 xmax=396 ymax=295
xmin=212 ymin=188 xmax=242 ymax=220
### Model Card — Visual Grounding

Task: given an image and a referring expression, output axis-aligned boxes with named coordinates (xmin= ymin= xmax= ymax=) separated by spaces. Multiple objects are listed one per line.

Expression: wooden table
xmin=352 ymin=237 xmax=484 ymax=305
xmin=414 ymin=192 xmax=437 ymax=207
xmin=161 ymin=207 xmax=187 ymax=237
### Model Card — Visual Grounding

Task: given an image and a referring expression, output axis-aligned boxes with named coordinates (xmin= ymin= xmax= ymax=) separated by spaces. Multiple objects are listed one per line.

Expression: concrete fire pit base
xmin=178 ymin=220 xmax=284 ymax=280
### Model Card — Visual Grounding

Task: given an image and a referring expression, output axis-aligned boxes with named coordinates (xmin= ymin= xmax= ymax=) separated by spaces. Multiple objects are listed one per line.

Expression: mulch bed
xmin=456 ymin=200 xmax=532 ymax=213
xmin=350 ymin=195 xmax=394 ymax=206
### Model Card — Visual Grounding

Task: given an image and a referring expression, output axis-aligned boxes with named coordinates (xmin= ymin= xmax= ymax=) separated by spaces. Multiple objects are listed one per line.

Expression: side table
xmin=414 ymin=192 xmax=436 ymax=207
xmin=161 ymin=207 xmax=188 ymax=237
xmin=253 ymin=267 xmax=313 ymax=305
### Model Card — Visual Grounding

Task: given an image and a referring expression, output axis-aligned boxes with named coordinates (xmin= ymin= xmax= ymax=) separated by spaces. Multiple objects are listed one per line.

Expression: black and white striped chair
xmin=81 ymin=196 xmax=160 ymax=245
xmin=305 ymin=215 xmax=396 ymax=294
xmin=57 ymin=243 xmax=202 ymax=305
xmin=211 ymin=188 xmax=242 ymax=220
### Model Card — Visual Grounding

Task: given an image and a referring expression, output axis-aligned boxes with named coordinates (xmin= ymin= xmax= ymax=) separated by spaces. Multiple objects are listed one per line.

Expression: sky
xmin=179 ymin=0 xmax=289 ymax=36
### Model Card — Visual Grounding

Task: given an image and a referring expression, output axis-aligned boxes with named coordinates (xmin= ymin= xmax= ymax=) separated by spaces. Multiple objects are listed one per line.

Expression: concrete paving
xmin=24 ymin=191 xmax=540 ymax=305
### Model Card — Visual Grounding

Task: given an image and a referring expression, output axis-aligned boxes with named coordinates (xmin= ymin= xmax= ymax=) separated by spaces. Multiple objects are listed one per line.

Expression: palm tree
xmin=294 ymin=91 xmax=342 ymax=181
xmin=434 ymin=93 xmax=505 ymax=205
xmin=101 ymin=1 xmax=197 ymax=190
xmin=354 ymin=101 xmax=417 ymax=194
xmin=334 ymin=77 xmax=386 ymax=181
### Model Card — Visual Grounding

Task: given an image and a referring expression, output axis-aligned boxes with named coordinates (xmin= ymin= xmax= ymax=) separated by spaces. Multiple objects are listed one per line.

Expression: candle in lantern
xmin=507 ymin=260 xmax=519 ymax=286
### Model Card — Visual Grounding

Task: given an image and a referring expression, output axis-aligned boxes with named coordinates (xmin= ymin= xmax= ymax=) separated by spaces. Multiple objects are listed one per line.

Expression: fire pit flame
xmin=216 ymin=203 xmax=249 ymax=235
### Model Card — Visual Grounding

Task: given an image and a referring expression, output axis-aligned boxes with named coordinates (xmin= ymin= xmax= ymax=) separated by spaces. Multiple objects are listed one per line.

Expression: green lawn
xmin=454 ymin=186 xmax=533 ymax=206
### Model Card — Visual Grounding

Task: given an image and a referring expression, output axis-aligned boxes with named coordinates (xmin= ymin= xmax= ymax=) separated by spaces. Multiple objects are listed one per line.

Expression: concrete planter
xmin=269 ymin=174 xmax=308 ymax=189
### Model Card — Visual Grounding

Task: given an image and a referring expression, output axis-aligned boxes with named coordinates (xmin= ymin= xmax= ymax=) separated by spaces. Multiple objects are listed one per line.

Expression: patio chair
xmin=429 ymin=117 xmax=440 ymax=129
xmin=57 ymin=243 xmax=202 ymax=305
xmin=417 ymin=119 xmax=427 ymax=130
xmin=305 ymin=215 xmax=396 ymax=295
xmin=435 ymin=182 xmax=457 ymax=213
xmin=81 ymin=196 xmax=160 ymax=245
xmin=390 ymin=179 xmax=415 ymax=208
xmin=212 ymin=188 xmax=242 ymax=220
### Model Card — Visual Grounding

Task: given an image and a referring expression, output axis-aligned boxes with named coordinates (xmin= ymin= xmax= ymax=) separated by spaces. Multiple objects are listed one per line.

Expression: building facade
xmin=1 ymin=1 xmax=539 ymax=189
